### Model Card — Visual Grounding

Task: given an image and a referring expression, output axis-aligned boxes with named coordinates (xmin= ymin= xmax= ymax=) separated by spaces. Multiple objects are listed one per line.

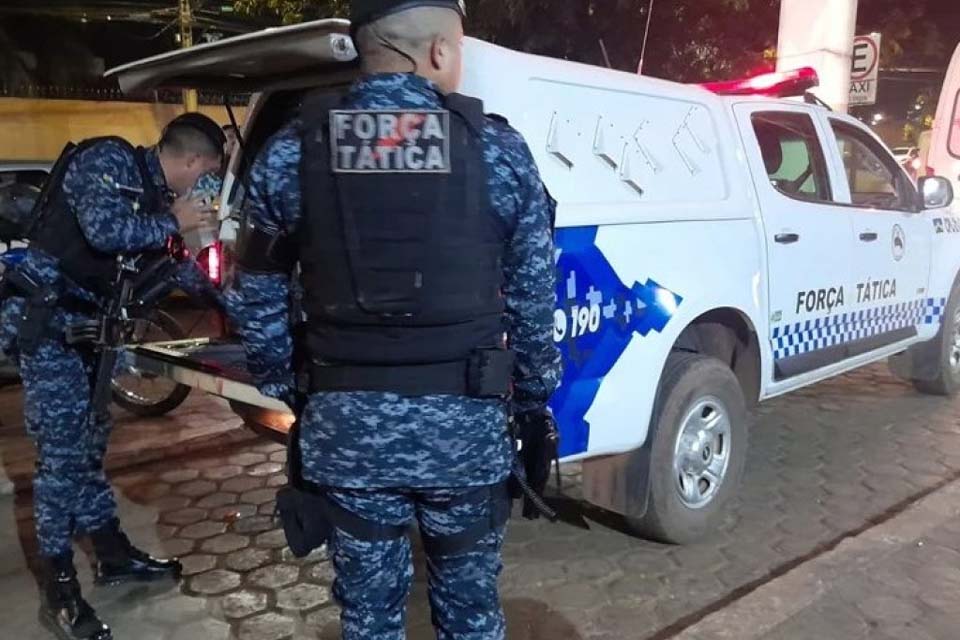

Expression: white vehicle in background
xmin=892 ymin=146 xmax=918 ymax=165
xmin=926 ymin=41 xmax=960 ymax=213
xmin=107 ymin=21 xmax=959 ymax=544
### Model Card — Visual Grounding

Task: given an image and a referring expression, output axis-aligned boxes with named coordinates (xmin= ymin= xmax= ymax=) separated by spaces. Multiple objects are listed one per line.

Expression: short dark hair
xmin=160 ymin=113 xmax=225 ymax=160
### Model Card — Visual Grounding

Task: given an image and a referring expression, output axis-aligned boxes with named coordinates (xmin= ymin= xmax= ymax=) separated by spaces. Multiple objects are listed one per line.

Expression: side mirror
xmin=919 ymin=176 xmax=954 ymax=210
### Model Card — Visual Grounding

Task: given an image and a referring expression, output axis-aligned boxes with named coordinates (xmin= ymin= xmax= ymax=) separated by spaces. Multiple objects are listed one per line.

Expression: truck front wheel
xmin=912 ymin=285 xmax=960 ymax=396
xmin=627 ymin=352 xmax=749 ymax=544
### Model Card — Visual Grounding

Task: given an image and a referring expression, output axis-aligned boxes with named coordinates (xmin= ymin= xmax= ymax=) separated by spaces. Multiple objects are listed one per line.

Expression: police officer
xmin=0 ymin=113 xmax=225 ymax=640
xmin=227 ymin=1 xmax=561 ymax=638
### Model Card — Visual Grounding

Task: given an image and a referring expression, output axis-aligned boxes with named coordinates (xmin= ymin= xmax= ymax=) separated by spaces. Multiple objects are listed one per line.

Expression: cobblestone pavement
xmin=3 ymin=362 xmax=960 ymax=639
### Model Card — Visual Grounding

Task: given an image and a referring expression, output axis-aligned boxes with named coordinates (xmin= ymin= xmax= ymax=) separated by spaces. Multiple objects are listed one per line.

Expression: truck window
xmin=950 ymin=90 xmax=960 ymax=159
xmin=830 ymin=121 xmax=914 ymax=212
xmin=750 ymin=112 xmax=831 ymax=203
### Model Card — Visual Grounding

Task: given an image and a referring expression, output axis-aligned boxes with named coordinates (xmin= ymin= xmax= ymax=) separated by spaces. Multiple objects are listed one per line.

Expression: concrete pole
xmin=776 ymin=0 xmax=859 ymax=113
xmin=179 ymin=0 xmax=198 ymax=112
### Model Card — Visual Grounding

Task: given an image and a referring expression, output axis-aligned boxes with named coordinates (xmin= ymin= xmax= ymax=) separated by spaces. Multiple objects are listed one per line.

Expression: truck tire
xmin=626 ymin=352 xmax=749 ymax=544
xmin=913 ymin=284 xmax=960 ymax=396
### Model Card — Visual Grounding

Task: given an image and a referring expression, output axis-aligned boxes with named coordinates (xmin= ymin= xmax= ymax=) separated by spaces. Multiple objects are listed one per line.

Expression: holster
xmin=9 ymin=271 xmax=60 ymax=357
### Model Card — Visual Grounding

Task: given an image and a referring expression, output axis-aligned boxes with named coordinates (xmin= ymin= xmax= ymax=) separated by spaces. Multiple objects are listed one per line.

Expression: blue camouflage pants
xmin=20 ymin=336 xmax=118 ymax=558
xmin=327 ymin=487 xmax=507 ymax=640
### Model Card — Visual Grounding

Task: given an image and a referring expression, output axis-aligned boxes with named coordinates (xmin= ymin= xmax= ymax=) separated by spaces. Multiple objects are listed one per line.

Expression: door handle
xmin=859 ymin=232 xmax=879 ymax=242
xmin=774 ymin=233 xmax=800 ymax=244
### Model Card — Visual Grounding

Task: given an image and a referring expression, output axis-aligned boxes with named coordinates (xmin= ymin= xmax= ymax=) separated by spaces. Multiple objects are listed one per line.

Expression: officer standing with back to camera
xmin=227 ymin=1 xmax=561 ymax=638
xmin=0 ymin=113 xmax=225 ymax=640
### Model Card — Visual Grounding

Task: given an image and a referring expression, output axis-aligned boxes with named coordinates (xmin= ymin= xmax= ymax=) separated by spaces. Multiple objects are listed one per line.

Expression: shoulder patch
xmin=329 ymin=109 xmax=451 ymax=174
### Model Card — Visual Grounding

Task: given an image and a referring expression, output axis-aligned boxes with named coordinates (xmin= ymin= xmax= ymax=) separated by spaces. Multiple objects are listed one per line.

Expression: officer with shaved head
xmin=228 ymin=2 xmax=561 ymax=638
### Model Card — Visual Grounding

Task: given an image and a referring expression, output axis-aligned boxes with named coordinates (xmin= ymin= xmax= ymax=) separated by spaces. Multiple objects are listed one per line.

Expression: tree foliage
xmin=232 ymin=0 xmax=780 ymax=81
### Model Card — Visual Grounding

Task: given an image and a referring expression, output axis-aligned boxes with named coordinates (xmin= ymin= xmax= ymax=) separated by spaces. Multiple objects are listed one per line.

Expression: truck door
xmin=734 ymin=105 xmax=854 ymax=384
xmin=821 ymin=116 xmax=933 ymax=356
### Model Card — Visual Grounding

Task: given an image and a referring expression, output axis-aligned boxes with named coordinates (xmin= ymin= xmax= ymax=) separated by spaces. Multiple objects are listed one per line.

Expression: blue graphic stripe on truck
xmin=772 ymin=297 xmax=946 ymax=361
xmin=551 ymin=227 xmax=682 ymax=457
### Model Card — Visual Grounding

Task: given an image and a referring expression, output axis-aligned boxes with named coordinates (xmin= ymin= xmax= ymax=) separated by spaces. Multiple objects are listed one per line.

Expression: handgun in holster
xmin=9 ymin=270 xmax=60 ymax=357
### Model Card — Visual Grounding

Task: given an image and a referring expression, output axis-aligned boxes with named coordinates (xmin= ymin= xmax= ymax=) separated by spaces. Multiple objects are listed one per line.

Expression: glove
xmin=512 ymin=407 xmax=560 ymax=519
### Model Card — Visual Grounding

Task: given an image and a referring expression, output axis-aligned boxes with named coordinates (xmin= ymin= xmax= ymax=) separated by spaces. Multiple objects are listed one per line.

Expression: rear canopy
xmin=105 ymin=19 xmax=358 ymax=94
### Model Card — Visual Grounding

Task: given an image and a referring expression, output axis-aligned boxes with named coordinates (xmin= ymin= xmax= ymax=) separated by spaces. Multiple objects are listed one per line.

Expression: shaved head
xmin=355 ymin=6 xmax=464 ymax=93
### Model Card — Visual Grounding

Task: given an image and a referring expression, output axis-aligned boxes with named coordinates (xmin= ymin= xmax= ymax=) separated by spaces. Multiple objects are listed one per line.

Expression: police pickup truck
xmin=106 ymin=20 xmax=958 ymax=544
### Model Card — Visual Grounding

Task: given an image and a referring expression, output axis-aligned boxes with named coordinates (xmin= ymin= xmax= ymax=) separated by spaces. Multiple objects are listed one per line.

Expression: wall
xmin=0 ymin=98 xmax=247 ymax=162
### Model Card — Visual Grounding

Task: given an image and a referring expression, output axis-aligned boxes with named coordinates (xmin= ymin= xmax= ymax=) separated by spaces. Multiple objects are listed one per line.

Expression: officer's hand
xmin=171 ymin=195 xmax=217 ymax=235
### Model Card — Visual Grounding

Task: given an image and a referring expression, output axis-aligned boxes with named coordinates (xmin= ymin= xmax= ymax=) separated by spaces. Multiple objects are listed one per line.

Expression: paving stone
xmin=202 ymin=465 xmax=244 ymax=481
xmin=125 ymin=482 xmax=172 ymax=502
xmin=222 ymin=476 xmax=266 ymax=493
xmin=163 ymin=508 xmax=209 ymax=527
xmin=169 ymin=618 xmax=232 ymax=640
xmin=267 ymin=474 xmax=288 ymax=488
xmin=151 ymin=495 xmax=192 ymax=512
xmin=233 ymin=515 xmax=277 ymax=535
xmin=256 ymin=528 xmax=290 ymax=549
xmin=276 ymin=583 xmax=331 ymax=612
xmin=281 ymin=545 xmax=328 ymax=565
xmin=196 ymin=492 xmax=240 ymax=509
xmin=189 ymin=568 xmax=242 ymax=595
xmin=304 ymin=606 xmax=341 ymax=635
xmin=179 ymin=520 xmax=228 ymax=540
xmin=211 ymin=504 xmax=259 ymax=522
xmin=221 ymin=589 xmax=270 ymax=620
xmin=241 ymin=488 xmax=278 ymax=506
xmin=229 ymin=452 xmax=269 ymax=467
xmin=269 ymin=450 xmax=287 ymax=463
xmin=179 ymin=554 xmax=218 ymax=577
xmin=227 ymin=547 xmax=275 ymax=572
xmin=238 ymin=612 xmax=296 ymax=640
xmin=248 ymin=564 xmax=301 ymax=589
xmin=259 ymin=501 xmax=278 ymax=516
xmin=161 ymin=537 xmax=196 ymax=557
xmin=176 ymin=479 xmax=218 ymax=498
xmin=307 ymin=562 xmax=336 ymax=585
xmin=249 ymin=462 xmax=285 ymax=477
xmin=160 ymin=468 xmax=201 ymax=484
xmin=202 ymin=533 xmax=251 ymax=554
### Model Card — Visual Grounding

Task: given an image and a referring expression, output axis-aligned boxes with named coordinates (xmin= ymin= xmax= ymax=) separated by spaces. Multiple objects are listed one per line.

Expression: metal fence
xmin=0 ymin=83 xmax=249 ymax=106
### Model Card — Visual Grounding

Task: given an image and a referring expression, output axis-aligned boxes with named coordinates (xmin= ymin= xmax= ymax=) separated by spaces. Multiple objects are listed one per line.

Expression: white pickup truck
xmin=107 ymin=20 xmax=959 ymax=544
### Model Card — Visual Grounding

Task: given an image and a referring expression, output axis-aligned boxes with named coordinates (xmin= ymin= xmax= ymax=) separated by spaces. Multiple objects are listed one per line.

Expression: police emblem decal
xmin=330 ymin=109 xmax=451 ymax=174
xmin=892 ymin=224 xmax=906 ymax=261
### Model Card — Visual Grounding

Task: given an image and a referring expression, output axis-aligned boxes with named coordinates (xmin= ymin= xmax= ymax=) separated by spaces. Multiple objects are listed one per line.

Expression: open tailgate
xmin=105 ymin=18 xmax=357 ymax=94
xmin=124 ymin=339 xmax=289 ymax=413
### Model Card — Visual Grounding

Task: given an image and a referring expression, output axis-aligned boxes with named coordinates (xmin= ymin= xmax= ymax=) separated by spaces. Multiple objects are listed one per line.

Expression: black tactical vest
xmin=30 ymin=137 xmax=165 ymax=297
xmin=298 ymin=91 xmax=508 ymax=371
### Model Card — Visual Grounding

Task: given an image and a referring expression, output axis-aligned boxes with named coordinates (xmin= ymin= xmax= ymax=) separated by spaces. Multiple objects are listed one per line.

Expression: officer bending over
xmin=227 ymin=1 xmax=561 ymax=638
xmin=0 ymin=113 xmax=224 ymax=640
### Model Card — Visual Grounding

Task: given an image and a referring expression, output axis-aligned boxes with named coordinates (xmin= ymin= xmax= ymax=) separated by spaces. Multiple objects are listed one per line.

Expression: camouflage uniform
xmin=227 ymin=73 xmax=561 ymax=639
xmin=0 ymin=140 xmax=178 ymax=559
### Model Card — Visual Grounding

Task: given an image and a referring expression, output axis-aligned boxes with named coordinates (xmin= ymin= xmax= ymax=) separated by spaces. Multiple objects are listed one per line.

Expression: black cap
xmin=351 ymin=0 xmax=466 ymax=31
xmin=165 ymin=112 xmax=227 ymax=155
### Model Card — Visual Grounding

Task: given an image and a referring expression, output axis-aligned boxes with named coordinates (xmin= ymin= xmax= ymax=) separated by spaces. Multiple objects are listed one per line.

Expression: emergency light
xmin=701 ymin=67 xmax=819 ymax=98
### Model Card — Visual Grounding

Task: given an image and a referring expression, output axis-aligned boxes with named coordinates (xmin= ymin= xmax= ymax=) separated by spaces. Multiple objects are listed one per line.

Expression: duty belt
xmin=307 ymin=348 xmax=515 ymax=398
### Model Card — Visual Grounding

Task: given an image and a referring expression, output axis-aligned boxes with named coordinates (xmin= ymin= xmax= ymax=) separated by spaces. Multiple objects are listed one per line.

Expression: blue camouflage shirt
xmin=227 ymin=73 xmax=562 ymax=489
xmin=0 ymin=140 xmax=213 ymax=355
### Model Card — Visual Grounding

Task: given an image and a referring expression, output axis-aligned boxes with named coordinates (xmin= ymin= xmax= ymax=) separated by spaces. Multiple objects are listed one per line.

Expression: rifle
xmin=69 ymin=246 xmax=183 ymax=423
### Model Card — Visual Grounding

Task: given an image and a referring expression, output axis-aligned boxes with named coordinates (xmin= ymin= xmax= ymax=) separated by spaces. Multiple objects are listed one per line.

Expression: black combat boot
xmin=39 ymin=555 xmax=112 ymax=640
xmin=89 ymin=519 xmax=182 ymax=586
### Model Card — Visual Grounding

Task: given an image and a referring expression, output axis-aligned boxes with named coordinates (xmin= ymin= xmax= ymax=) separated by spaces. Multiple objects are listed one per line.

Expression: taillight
xmin=197 ymin=241 xmax=223 ymax=287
